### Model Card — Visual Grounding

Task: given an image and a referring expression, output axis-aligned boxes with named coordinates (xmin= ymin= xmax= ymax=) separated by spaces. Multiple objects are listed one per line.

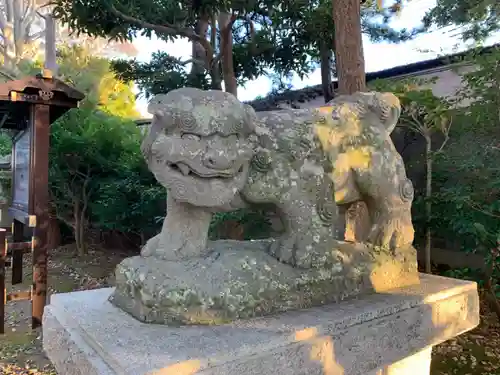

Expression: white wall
xmin=271 ymin=63 xmax=476 ymax=110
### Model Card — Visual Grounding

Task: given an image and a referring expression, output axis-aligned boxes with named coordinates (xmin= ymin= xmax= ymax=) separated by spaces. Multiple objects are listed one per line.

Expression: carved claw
xmin=269 ymin=232 xmax=297 ymax=266
xmin=269 ymin=228 xmax=336 ymax=269
xmin=140 ymin=234 xmax=160 ymax=257
xmin=366 ymin=212 xmax=414 ymax=249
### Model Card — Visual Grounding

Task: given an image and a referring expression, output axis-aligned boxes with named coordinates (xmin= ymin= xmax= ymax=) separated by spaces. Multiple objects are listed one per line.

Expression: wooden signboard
xmin=11 ymin=128 xmax=32 ymax=213
xmin=0 ymin=72 xmax=84 ymax=332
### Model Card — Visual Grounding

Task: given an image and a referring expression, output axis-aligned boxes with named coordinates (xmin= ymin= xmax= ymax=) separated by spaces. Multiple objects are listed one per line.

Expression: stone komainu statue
xmin=140 ymin=87 xmax=414 ymax=268
xmin=110 ymin=87 xmax=418 ymax=325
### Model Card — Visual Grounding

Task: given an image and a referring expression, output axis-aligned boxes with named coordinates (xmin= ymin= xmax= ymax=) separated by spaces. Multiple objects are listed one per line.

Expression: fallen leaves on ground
xmin=431 ymin=293 xmax=500 ymax=375
xmin=0 ymin=364 xmax=57 ymax=375
xmin=1 ymin=243 xmax=128 ymax=375
xmin=0 ymin=332 xmax=56 ymax=375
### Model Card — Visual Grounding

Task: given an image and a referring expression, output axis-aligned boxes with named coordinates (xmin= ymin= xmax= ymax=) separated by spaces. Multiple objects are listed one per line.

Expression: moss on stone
xmin=110 ymin=240 xmax=419 ymax=325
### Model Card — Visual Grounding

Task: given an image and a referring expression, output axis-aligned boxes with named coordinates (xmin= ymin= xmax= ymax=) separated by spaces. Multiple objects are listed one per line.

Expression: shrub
xmin=49 ymin=108 xmax=144 ymax=254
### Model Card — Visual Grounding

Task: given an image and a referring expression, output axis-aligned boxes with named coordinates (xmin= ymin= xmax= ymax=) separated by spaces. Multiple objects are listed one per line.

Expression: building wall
xmin=272 ymin=62 xmax=476 ymax=110
xmin=257 ymin=62 xmax=479 ymax=247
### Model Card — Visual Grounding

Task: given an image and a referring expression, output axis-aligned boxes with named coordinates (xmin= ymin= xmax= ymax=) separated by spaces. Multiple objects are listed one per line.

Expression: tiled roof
xmin=134 ymin=43 xmax=499 ymax=122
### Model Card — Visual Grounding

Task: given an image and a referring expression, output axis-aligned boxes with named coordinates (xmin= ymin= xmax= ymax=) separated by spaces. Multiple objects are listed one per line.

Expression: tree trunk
xmin=210 ymin=14 xmax=222 ymax=90
xmin=47 ymin=213 xmax=61 ymax=250
xmin=190 ymin=17 xmax=209 ymax=77
xmin=80 ymin=201 xmax=88 ymax=255
xmin=484 ymin=258 xmax=500 ymax=322
xmin=320 ymin=40 xmax=334 ymax=102
xmin=13 ymin=0 xmax=25 ymax=62
xmin=44 ymin=14 xmax=58 ymax=74
xmin=74 ymin=202 xmax=82 ymax=255
xmin=424 ymin=134 xmax=432 ymax=273
xmin=332 ymin=0 xmax=368 ymax=240
xmin=218 ymin=12 xmax=237 ymax=96
xmin=73 ymin=201 xmax=87 ymax=256
xmin=2 ymin=23 xmax=17 ymax=73
xmin=332 ymin=0 xmax=366 ymax=95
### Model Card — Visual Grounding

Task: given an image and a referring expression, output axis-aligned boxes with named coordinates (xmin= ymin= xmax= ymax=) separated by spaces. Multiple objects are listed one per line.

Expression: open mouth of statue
xmin=167 ymin=162 xmax=244 ymax=179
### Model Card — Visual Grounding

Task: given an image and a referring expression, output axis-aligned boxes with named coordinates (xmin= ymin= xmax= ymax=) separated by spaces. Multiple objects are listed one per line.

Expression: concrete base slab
xmin=43 ymin=274 xmax=479 ymax=375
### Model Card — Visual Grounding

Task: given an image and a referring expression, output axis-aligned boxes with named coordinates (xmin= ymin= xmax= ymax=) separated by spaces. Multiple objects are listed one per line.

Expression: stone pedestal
xmin=43 ymin=274 xmax=479 ymax=375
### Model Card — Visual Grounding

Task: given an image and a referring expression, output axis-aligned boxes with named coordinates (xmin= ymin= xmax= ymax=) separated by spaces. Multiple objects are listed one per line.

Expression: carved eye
xmin=181 ymin=133 xmax=201 ymax=141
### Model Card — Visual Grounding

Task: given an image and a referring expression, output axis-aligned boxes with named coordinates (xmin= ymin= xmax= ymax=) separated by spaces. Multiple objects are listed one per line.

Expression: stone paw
xmin=367 ymin=213 xmax=414 ymax=249
xmin=269 ymin=232 xmax=297 ymax=266
xmin=140 ymin=234 xmax=160 ymax=257
xmin=268 ymin=231 xmax=319 ymax=269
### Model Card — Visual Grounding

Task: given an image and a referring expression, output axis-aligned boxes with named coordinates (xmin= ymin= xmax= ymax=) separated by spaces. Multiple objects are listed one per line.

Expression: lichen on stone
xmin=110 ymin=239 xmax=419 ymax=325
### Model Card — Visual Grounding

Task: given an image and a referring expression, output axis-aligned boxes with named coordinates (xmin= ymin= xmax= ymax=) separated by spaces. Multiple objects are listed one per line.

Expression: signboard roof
xmin=0 ymin=73 xmax=84 ymax=130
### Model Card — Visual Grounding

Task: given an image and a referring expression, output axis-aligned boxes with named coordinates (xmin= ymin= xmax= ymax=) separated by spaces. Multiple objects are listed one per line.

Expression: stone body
xmin=140 ymin=88 xmax=414 ymax=267
xmin=244 ymin=92 xmax=414 ymax=267
xmin=110 ymin=87 xmax=419 ymax=324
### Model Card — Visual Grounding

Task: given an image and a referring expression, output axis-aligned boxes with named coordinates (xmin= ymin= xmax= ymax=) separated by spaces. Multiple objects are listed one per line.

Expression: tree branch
xmin=109 ymin=5 xmax=214 ymax=66
xmin=26 ymin=29 xmax=44 ymax=42
xmin=435 ymin=120 xmax=451 ymax=154
xmin=21 ymin=5 xmax=40 ymax=38
xmin=0 ymin=4 xmax=7 ymax=29
xmin=181 ymin=58 xmax=206 ymax=67
xmin=212 ymin=12 xmax=238 ymax=69
xmin=466 ymin=199 xmax=500 ymax=219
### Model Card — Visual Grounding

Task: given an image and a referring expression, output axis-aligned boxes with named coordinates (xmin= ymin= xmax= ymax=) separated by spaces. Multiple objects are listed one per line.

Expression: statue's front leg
xmin=356 ymin=172 xmax=415 ymax=249
xmin=141 ymin=195 xmax=213 ymax=260
xmin=365 ymin=201 xmax=414 ymax=249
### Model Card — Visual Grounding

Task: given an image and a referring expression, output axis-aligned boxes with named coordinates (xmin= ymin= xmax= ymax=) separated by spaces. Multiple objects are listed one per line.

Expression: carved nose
xmin=203 ymin=153 xmax=234 ymax=170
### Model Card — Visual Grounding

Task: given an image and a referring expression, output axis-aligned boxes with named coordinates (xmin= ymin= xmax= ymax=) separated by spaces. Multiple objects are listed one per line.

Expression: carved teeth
xmin=177 ymin=163 xmax=191 ymax=176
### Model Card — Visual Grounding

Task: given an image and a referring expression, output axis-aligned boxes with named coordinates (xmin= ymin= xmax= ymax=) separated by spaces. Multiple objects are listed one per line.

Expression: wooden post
xmin=0 ymin=228 xmax=7 ymax=334
xmin=11 ymin=219 xmax=24 ymax=284
xmin=31 ymin=104 xmax=50 ymax=329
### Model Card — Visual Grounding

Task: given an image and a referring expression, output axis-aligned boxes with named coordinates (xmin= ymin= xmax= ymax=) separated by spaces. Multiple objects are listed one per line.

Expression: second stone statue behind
xmin=109 ymin=87 xmax=419 ymax=325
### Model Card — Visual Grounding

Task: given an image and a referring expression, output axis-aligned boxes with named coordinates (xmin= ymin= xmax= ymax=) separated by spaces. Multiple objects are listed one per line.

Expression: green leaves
xmin=456 ymin=47 xmax=500 ymax=133
xmin=90 ymin=172 xmax=166 ymax=238
xmin=57 ymin=44 xmax=139 ymax=118
xmin=49 ymin=107 xmax=143 ymax=225
xmin=423 ymin=0 xmax=500 ymax=41
xmin=111 ymin=52 xmax=212 ymax=99
xmin=473 ymin=222 xmax=490 ymax=243
xmin=370 ymin=77 xmax=452 ymax=139
xmin=52 ymin=0 xmax=423 ymax=98
xmin=417 ymin=47 xmax=500 ymax=261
